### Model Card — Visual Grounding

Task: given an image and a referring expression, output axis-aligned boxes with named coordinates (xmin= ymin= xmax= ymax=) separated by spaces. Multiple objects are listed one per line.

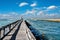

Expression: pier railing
xmin=26 ymin=26 xmax=36 ymax=40
xmin=0 ymin=20 xmax=22 ymax=40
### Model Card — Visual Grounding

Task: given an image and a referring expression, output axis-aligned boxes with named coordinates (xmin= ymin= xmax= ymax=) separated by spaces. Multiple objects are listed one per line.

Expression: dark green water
xmin=27 ymin=19 xmax=60 ymax=40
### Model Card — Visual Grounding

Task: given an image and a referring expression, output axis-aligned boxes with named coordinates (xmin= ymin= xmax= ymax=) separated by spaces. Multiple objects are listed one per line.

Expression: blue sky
xmin=0 ymin=0 xmax=60 ymax=19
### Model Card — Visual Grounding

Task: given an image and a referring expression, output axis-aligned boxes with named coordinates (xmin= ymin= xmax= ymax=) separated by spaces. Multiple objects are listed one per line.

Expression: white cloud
xmin=0 ymin=12 xmax=20 ymax=20
xmin=9 ymin=12 xmax=18 ymax=15
xmin=37 ymin=11 xmax=44 ymax=15
xmin=19 ymin=2 xmax=28 ymax=7
xmin=36 ymin=10 xmax=58 ymax=19
xmin=47 ymin=5 xmax=57 ymax=10
xmin=21 ymin=6 xmax=60 ymax=19
xmin=26 ymin=10 xmax=36 ymax=14
xmin=0 ymin=14 xmax=11 ymax=19
xmin=30 ymin=3 xmax=37 ymax=7
xmin=49 ymin=14 xmax=56 ymax=16
xmin=46 ymin=14 xmax=56 ymax=17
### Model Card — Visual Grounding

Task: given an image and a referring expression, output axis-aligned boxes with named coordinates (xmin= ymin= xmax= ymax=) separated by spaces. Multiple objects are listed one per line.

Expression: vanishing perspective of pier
xmin=0 ymin=19 xmax=36 ymax=40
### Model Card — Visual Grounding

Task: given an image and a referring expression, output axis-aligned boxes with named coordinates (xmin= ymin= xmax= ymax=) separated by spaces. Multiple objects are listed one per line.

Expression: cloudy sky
xmin=0 ymin=0 xmax=60 ymax=19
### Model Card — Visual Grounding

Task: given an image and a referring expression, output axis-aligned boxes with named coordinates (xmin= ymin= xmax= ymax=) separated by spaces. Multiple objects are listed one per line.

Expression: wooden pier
xmin=0 ymin=19 xmax=36 ymax=40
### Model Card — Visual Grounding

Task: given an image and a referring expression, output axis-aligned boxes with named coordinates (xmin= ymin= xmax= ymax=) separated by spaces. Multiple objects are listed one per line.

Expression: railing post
xmin=11 ymin=25 xmax=13 ymax=29
xmin=3 ymin=28 xmax=5 ymax=36
xmin=9 ymin=24 xmax=11 ymax=30
xmin=0 ymin=30 xmax=1 ymax=39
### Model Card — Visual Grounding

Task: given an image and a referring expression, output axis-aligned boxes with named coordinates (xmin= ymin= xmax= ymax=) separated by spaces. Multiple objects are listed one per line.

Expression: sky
xmin=0 ymin=0 xmax=60 ymax=20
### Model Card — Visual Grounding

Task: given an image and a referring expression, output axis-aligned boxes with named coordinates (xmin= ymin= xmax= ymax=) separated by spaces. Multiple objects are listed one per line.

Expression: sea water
xmin=0 ymin=19 xmax=17 ymax=28
xmin=27 ymin=19 xmax=60 ymax=40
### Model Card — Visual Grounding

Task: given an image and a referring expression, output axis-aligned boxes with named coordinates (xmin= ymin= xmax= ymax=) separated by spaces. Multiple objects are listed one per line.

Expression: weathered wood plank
xmin=16 ymin=20 xmax=36 ymax=40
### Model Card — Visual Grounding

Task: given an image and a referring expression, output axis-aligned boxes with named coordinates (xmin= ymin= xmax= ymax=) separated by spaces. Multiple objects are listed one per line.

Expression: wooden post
xmin=3 ymin=28 xmax=5 ymax=36
xmin=11 ymin=25 xmax=13 ymax=29
xmin=9 ymin=25 xmax=11 ymax=30
xmin=0 ymin=30 xmax=1 ymax=39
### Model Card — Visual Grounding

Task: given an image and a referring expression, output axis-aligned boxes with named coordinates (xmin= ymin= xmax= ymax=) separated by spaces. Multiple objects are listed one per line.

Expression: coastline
xmin=43 ymin=19 xmax=60 ymax=22
xmin=31 ymin=18 xmax=60 ymax=22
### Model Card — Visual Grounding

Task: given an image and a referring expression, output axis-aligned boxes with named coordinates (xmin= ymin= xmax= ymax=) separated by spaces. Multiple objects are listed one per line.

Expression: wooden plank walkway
xmin=3 ymin=20 xmax=36 ymax=40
